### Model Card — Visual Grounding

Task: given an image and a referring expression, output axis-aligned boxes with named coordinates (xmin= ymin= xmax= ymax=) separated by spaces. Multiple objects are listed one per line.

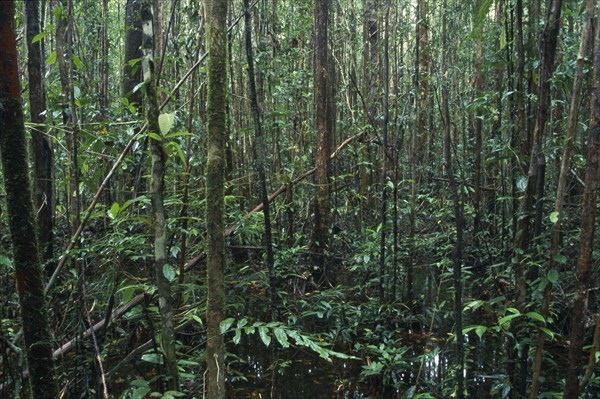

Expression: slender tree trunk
xmin=529 ymin=4 xmax=594 ymax=396
xmin=204 ymin=0 xmax=228 ymax=397
xmin=563 ymin=12 xmax=600 ymax=398
xmin=512 ymin=0 xmax=562 ymax=305
xmin=25 ymin=0 xmax=54 ymax=271
xmin=122 ymin=0 xmax=143 ymax=107
xmin=311 ymin=0 xmax=331 ymax=275
xmin=442 ymin=1 xmax=463 ymax=396
xmin=0 ymin=3 xmax=58 ymax=397
xmin=378 ymin=0 xmax=391 ymax=302
xmin=244 ymin=0 xmax=276 ymax=315
xmin=141 ymin=0 xmax=178 ymax=390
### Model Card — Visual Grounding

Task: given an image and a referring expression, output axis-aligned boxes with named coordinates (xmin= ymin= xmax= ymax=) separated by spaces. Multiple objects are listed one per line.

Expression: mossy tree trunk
xmin=25 ymin=0 xmax=54 ymax=271
xmin=141 ymin=0 xmax=178 ymax=390
xmin=0 ymin=2 xmax=58 ymax=398
xmin=204 ymin=0 xmax=228 ymax=397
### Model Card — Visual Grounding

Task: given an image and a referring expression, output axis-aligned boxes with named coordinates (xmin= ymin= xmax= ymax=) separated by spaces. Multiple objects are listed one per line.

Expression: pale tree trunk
xmin=55 ymin=0 xmax=80 ymax=234
xmin=563 ymin=11 xmax=600 ymax=397
xmin=25 ymin=0 xmax=54 ymax=271
xmin=204 ymin=0 xmax=228 ymax=397
xmin=311 ymin=0 xmax=331 ymax=275
xmin=529 ymin=1 xmax=595 ymax=397
xmin=0 ymin=2 xmax=58 ymax=397
xmin=141 ymin=0 xmax=178 ymax=390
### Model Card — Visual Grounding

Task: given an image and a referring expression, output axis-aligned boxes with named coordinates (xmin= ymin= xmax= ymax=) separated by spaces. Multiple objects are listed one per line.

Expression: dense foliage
xmin=0 ymin=0 xmax=599 ymax=398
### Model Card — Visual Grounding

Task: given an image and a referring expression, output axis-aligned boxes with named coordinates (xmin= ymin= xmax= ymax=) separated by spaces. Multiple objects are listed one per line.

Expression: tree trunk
xmin=512 ymin=0 xmax=562 ymax=306
xmin=0 ymin=2 xmax=58 ymax=397
xmin=25 ymin=0 xmax=54 ymax=271
xmin=311 ymin=0 xmax=331 ymax=275
xmin=529 ymin=3 xmax=595 ymax=397
xmin=442 ymin=0 xmax=463 ymax=396
xmin=204 ymin=0 xmax=228 ymax=397
xmin=122 ymin=0 xmax=143 ymax=107
xmin=378 ymin=0 xmax=390 ymax=302
xmin=141 ymin=0 xmax=178 ymax=390
xmin=563 ymin=11 xmax=600 ymax=398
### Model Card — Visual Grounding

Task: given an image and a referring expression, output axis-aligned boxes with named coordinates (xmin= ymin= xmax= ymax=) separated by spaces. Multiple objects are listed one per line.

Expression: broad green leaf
xmin=73 ymin=54 xmax=84 ymax=70
xmin=548 ymin=268 xmax=559 ymax=284
xmin=233 ymin=328 xmax=242 ymax=345
xmin=549 ymin=211 xmax=559 ymax=224
xmin=192 ymin=315 xmax=203 ymax=326
xmin=220 ymin=317 xmax=235 ymax=334
xmin=259 ymin=326 xmax=271 ymax=347
xmin=148 ymin=132 xmax=162 ymax=141
xmin=163 ymin=264 xmax=176 ymax=282
xmin=273 ymin=327 xmax=290 ymax=348
xmin=498 ymin=313 xmax=521 ymax=327
xmin=159 ymin=113 xmax=175 ymax=135
xmin=539 ymin=327 xmax=554 ymax=339
xmin=0 ymin=255 xmax=13 ymax=269
xmin=525 ymin=311 xmax=545 ymax=324
xmin=32 ymin=31 xmax=48 ymax=44
xmin=109 ymin=202 xmax=120 ymax=219
xmin=475 ymin=326 xmax=487 ymax=339
xmin=47 ymin=50 xmax=57 ymax=65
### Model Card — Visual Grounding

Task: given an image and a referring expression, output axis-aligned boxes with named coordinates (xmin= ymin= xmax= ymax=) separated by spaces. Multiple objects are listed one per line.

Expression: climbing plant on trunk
xmin=141 ymin=0 xmax=178 ymax=390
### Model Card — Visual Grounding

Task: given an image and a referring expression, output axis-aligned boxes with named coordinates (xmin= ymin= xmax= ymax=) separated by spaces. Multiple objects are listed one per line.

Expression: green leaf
xmin=163 ymin=264 xmax=176 ymax=282
xmin=220 ymin=318 xmax=235 ymax=334
xmin=73 ymin=54 xmax=84 ymax=70
xmin=192 ymin=315 xmax=203 ymax=326
xmin=547 ymin=268 xmax=559 ymax=284
xmin=148 ymin=132 xmax=162 ymax=141
xmin=132 ymin=81 xmax=145 ymax=93
xmin=233 ymin=328 xmax=242 ymax=345
xmin=273 ymin=327 xmax=290 ymax=348
xmin=0 ymin=255 xmax=13 ymax=269
xmin=159 ymin=113 xmax=175 ymax=135
xmin=47 ymin=50 xmax=57 ymax=65
xmin=525 ymin=311 xmax=545 ymax=324
xmin=259 ymin=326 xmax=271 ymax=347
xmin=549 ymin=211 xmax=559 ymax=224
xmin=475 ymin=326 xmax=487 ymax=339
xmin=32 ymin=31 xmax=48 ymax=44
xmin=539 ymin=327 xmax=554 ymax=339
xmin=498 ymin=313 xmax=521 ymax=327
xmin=109 ymin=202 xmax=120 ymax=219
xmin=141 ymin=353 xmax=161 ymax=364
xmin=553 ymin=254 xmax=567 ymax=265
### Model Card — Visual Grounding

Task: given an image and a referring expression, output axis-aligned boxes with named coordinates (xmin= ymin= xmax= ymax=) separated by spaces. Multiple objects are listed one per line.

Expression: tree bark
xmin=141 ymin=0 xmax=178 ymax=390
xmin=563 ymin=11 xmax=600 ymax=398
xmin=311 ymin=0 xmax=331 ymax=275
xmin=25 ymin=0 xmax=54 ymax=271
xmin=204 ymin=0 xmax=228 ymax=397
xmin=0 ymin=2 xmax=58 ymax=397
xmin=244 ymin=0 xmax=276 ymax=314
xmin=529 ymin=2 xmax=595 ymax=397
xmin=122 ymin=0 xmax=143 ymax=107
